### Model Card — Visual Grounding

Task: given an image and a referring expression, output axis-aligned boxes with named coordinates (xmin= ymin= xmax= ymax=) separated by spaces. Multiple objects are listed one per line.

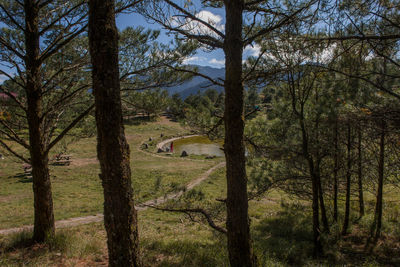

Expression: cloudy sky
xmin=0 ymin=2 xmax=261 ymax=84
xmin=116 ymin=5 xmax=258 ymax=69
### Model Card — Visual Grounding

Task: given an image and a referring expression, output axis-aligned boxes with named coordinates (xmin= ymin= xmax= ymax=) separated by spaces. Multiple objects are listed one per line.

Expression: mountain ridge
xmin=165 ymin=65 xmax=225 ymax=98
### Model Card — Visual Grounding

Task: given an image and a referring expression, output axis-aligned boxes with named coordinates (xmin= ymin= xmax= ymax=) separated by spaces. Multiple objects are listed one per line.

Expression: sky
xmin=116 ymin=7 xmax=226 ymax=68
xmin=115 ymin=4 xmax=258 ymax=69
xmin=0 ymin=4 xmax=228 ymax=84
xmin=0 ymin=1 xmax=261 ymax=83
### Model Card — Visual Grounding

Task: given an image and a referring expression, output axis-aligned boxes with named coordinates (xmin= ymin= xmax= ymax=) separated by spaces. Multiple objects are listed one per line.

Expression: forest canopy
xmin=0 ymin=0 xmax=400 ymax=266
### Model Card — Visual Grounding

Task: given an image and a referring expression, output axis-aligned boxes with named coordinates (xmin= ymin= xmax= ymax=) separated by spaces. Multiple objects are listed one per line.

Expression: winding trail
xmin=0 ymin=136 xmax=225 ymax=236
xmin=136 ymin=161 xmax=225 ymax=210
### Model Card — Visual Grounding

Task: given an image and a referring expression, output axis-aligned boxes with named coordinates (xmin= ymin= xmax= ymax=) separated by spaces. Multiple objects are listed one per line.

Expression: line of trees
xmin=0 ymin=0 xmax=91 ymax=242
xmin=245 ymin=33 xmax=400 ymax=256
xmin=0 ymin=1 xmax=191 ymax=265
xmin=138 ymin=1 xmax=321 ymax=265
xmin=1 ymin=0 xmax=400 ymax=266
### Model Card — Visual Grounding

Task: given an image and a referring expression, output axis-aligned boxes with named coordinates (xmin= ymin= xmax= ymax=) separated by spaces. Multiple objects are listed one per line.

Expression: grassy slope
xmin=0 ymin=117 xmax=399 ymax=266
xmin=0 ymin=117 xmax=219 ymax=229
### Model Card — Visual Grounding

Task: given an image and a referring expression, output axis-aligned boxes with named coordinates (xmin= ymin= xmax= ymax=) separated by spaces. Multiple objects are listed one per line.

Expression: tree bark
xmin=342 ymin=123 xmax=351 ymax=236
xmin=333 ymin=118 xmax=338 ymax=222
xmin=305 ymin=153 xmax=322 ymax=256
xmin=24 ymin=0 xmax=55 ymax=242
xmin=314 ymin=101 xmax=329 ymax=233
xmin=357 ymin=125 xmax=365 ymax=218
xmin=311 ymin=170 xmax=322 ymax=257
xmin=223 ymin=1 xmax=255 ymax=266
xmin=374 ymin=120 xmax=385 ymax=239
xmin=317 ymin=170 xmax=329 ymax=233
xmin=300 ymin=115 xmax=322 ymax=257
xmin=88 ymin=1 xmax=140 ymax=266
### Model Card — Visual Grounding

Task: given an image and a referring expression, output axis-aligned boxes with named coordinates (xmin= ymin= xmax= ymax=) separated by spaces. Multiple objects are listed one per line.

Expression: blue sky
xmin=0 ymin=2 xmax=260 ymax=83
xmin=115 ymin=5 xmax=258 ymax=69
xmin=116 ymin=7 xmax=227 ymax=69
xmin=0 ymin=5 xmax=228 ymax=84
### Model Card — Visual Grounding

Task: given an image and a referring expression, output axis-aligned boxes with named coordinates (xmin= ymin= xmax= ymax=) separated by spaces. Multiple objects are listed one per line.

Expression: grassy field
xmin=0 ymin=117 xmax=220 ymax=229
xmin=0 ymin=117 xmax=400 ymax=266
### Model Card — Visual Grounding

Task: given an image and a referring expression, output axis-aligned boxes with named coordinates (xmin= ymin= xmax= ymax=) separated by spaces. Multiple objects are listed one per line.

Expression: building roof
xmin=0 ymin=92 xmax=18 ymax=100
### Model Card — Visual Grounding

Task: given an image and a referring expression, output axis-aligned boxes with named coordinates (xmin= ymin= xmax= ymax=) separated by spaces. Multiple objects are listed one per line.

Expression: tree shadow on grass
xmin=141 ymin=235 xmax=228 ymax=267
xmin=252 ymin=202 xmax=314 ymax=266
xmin=0 ymin=231 xmax=34 ymax=253
xmin=0 ymin=231 xmax=46 ymax=265
xmin=124 ymin=115 xmax=157 ymax=126
xmin=0 ymin=230 xmax=104 ymax=266
xmin=18 ymin=177 xmax=33 ymax=183
xmin=252 ymin=202 xmax=400 ymax=266
xmin=9 ymin=173 xmax=32 ymax=183
xmin=338 ymin=226 xmax=400 ymax=266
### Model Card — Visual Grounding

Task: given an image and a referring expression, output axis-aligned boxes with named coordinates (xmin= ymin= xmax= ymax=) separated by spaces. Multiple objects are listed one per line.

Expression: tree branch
xmin=0 ymin=139 xmax=29 ymax=163
xmin=45 ymin=104 xmax=94 ymax=154
xmin=39 ymin=2 xmax=87 ymax=36
xmin=0 ymin=121 xmax=29 ymax=149
xmin=165 ymin=0 xmax=225 ymax=39
xmin=0 ymin=37 xmax=25 ymax=60
xmin=308 ymin=34 xmax=400 ymax=42
xmin=320 ymin=65 xmax=400 ymax=100
xmin=244 ymin=2 xmax=314 ymax=46
xmin=144 ymin=204 xmax=227 ymax=234
xmin=0 ymin=4 xmax=25 ymax=32
xmin=39 ymin=22 xmax=88 ymax=63
xmin=166 ymin=65 xmax=224 ymax=87
xmin=0 ymin=85 xmax=27 ymax=113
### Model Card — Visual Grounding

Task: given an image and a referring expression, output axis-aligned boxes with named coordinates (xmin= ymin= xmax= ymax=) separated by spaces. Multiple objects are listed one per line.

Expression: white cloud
xmin=244 ymin=44 xmax=262 ymax=57
xmin=209 ymin=58 xmax=225 ymax=66
xmin=196 ymin=10 xmax=223 ymax=27
xmin=316 ymin=43 xmax=337 ymax=64
xmin=182 ymin=56 xmax=206 ymax=65
xmin=244 ymin=40 xmax=337 ymax=66
xmin=365 ymin=50 xmax=375 ymax=61
xmin=171 ymin=10 xmax=224 ymax=39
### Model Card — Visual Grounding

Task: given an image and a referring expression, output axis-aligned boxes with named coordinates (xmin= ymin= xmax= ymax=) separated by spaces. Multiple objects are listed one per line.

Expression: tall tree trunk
xmin=333 ymin=117 xmax=338 ymax=222
xmin=88 ymin=1 xmax=140 ymax=266
xmin=357 ymin=125 xmax=365 ymax=218
xmin=314 ymin=100 xmax=329 ymax=233
xmin=308 ymin=157 xmax=322 ymax=257
xmin=311 ymin=171 xmax=322 ymax=257
xmin=317 ymin=170 xmax=329 ymax=233
xmin=374 ymin=120 xmax=385 ymax=239
xmin=224 ymin=1 xmax=254 ymax=266
xmin=24 ymin=0 xmax=55 ymax=242
xmin=299 ymin=113 xmax=322 ymax=257
xmin=342 ymin=123 xmax=351 ymax=236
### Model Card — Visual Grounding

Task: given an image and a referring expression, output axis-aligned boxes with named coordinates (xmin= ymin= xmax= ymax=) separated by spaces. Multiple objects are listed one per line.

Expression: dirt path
xmin=136 ymin=161 xmax=225 ymax=210
xmin=0 ymin=160 xmax=225 ymax=235
xmin=70 ymin=157 xmax=99 ymax=167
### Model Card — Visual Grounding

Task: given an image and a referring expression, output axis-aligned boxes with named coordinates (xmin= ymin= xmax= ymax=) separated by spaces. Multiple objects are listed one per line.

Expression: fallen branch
xmin=144 ymin=204 xmax=227 ymax=234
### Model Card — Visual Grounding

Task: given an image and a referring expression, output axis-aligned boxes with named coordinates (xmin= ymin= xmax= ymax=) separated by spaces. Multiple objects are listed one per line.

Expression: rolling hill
xmin=166 ymin=65 xmax=225 ymax=98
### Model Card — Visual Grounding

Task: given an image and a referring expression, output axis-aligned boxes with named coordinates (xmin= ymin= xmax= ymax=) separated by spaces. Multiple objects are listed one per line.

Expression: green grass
xmin=1 ymin=117 xmax=400 ymax=266
xmin=0 ymin=224 xmax=106 ymax=267
xmin=0 ymin=117 xmax=218 ymax=228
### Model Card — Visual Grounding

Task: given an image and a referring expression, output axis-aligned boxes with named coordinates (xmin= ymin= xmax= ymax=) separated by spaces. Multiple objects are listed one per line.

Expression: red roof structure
xmin=0 ymin=92 xmax=18 ymax=100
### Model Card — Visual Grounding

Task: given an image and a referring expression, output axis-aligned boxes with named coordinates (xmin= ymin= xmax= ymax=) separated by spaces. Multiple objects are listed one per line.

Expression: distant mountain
xmin=166 ymin=65 xmax=225 ymax=98
xmin=178 ymin=79 xmax=224 ymax=99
